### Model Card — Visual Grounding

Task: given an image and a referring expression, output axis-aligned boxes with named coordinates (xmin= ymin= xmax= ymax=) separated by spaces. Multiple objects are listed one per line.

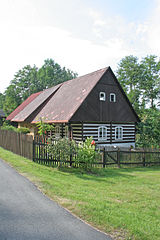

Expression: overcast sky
xmin=0 ymin=0 xmax=160 ymax=93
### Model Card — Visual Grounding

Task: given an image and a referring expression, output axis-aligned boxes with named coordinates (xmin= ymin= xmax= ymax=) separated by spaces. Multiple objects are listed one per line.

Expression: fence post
xmin=103 ymin=147 xmax=106 ymax=168
xmin=143 ymin=151 xmax=146 ymax=167
xmin=117 ymin=148 xmax=120 ymax=168
xmin=33 ymin=139 xmax=35 ymax=162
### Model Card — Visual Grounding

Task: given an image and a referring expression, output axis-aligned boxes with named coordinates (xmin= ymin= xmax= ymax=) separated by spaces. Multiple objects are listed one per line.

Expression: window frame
xmin=115 ymin=126 xmax=123 ymax=140
xmin=99 ymin=92 xmax=106 ymax=101
xmin=98 ymin=126 xmax=107 ymax=141
xmin=55 ymin=125 xmax=60 ymax=139
xmin=64 ymin=125 xmax=69 ymax=138
xmin=110 ymin=93 xmax=116 ymax=102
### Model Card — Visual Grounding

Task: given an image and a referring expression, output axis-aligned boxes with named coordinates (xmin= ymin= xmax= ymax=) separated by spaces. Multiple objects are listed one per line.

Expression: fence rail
xmin=0 ymin=129 xmax=33 ymax=160
xmin=0 ymin=131 xmax=160 ymax=167
xmin=33 ymin=137 xmax=160 ymax=168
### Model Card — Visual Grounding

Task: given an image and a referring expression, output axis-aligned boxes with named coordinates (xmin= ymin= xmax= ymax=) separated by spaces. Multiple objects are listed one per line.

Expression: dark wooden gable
xmin=70 ymin=67 xmax=139 ymax=123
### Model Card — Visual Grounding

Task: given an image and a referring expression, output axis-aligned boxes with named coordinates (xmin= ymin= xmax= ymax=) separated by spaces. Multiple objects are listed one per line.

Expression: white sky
xmin=0 ymin=0 xmax=160 ymax=93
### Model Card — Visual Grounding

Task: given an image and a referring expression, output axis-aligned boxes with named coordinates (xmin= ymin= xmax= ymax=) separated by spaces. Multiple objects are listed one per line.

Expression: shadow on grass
xmin=57 ymin=165 xmax=160 ymax=182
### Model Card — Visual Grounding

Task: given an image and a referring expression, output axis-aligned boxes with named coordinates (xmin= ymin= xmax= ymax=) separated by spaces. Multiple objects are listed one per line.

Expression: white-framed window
xmin=55 ymin=125 xmax=60 ymax=138
xmin=64 ymin=125 xmax=69 ymax=138
xmin=110 ymin=93 xmax=116 ymax=102
xmin=99 ymin=92 xmax=106 ymax=101
xmin=115 ymin=126 xmax=123 ymax=140
xmin=98 ymin=126 xmax=107 ymax=141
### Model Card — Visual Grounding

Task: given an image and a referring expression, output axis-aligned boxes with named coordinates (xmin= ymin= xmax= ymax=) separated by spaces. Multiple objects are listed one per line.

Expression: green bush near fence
xmin=1 ymin=123 xmax=30 ymax=134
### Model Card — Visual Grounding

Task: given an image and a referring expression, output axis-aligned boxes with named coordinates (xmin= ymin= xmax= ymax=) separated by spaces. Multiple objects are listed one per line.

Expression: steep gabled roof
xmin=12 ymin=84 xmax=62 ymax=122
xmin=9 ymin=66 xmax=139 ymax=123
xmin=6 ymin=92 xmax=42 ymax=121
xmin=30 ymin=67 xmax=108 ymax=123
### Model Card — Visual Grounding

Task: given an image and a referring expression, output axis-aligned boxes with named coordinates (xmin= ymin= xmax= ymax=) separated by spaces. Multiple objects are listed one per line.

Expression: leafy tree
xmin=140 ymin=55 xmax=160 ymax=108
xmin=0 ymin=93 xmax=5 ymax=109
xmin=116 ymin=55 xmax=160 ymax=115
xmin=116 ymin=55 xmax=142 ymax=114
xmin=136 ymin=109 xmax=160 ymax=149
xmin=3 ymin=59 xmax=77 ymax=115
xmin=37 ymin=59 xmax=77 ymax=89
xmin=3 ymin=85 xmax=21 ymax=115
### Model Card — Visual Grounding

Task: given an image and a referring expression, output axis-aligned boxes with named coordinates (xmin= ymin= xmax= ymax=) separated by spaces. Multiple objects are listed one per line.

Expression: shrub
xmin=76 ymin=137 xmax=99 ymax=172
xmin=1 ymin=125 xmax=17 ymax=132
xmin=47 ymin=137 xmax=77 ymax=165
xmin=16 ymin=127 xmax=30 ymax=134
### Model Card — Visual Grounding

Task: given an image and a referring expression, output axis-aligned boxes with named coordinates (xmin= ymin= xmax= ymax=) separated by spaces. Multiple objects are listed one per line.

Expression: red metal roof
xmin=31 ymin=67 xmax=108 ymax=123
xmin=6 ymin=92 xmax=42 ymax=121
xmin=12 ymin=84 xmax=62 ymax=122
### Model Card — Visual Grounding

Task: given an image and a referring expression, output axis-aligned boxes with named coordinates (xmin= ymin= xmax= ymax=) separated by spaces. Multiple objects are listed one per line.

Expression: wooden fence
xmin=33 ymin=137 xmax=160 ymax=168
xmin=0 ymin=129 xmax=33 ymax=160
xmin=0 ymin=131 xmax=160 ymax=167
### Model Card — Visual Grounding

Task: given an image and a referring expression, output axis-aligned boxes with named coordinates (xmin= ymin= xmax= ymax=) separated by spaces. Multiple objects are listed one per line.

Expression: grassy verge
xmin=0 ymin=147 xmax=160 ymax=240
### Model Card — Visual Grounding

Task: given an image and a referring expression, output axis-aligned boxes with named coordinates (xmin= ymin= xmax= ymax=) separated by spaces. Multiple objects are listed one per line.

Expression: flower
xmin=91 ymin=140 xmax=95 ymax=146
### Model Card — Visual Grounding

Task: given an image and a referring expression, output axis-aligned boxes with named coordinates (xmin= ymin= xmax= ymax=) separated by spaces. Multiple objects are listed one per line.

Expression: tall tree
xmin=3 ymin=59 xmax=77 ymax=115
xmin=37 ymin=59 xmax=77 ymax=89
xmin=140 ymin=55 xmax=160 ymax=108
xmin=116 ymin=55 xmax=142 ymax=114
xmin=3 ymin=85 xmax=21 ymax=115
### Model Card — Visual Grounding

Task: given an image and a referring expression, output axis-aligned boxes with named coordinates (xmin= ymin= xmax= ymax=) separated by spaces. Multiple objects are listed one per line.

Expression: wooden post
xmin=33 ymin=139 xmax=35 ymax=162
xmin=117 ymin=148 xmax=120 ymax=168
xmin=143 ymin=151 xmax=146 ymax=167
xmin=103 ymin=147 xmax=106 ymax=168
xmin=68 ymin=123 xmax=72 ymax=166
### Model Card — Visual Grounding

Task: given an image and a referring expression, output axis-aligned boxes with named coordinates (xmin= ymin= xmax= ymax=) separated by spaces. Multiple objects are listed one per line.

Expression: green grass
xmin=0 ymin=147 xmax=160 ymax=240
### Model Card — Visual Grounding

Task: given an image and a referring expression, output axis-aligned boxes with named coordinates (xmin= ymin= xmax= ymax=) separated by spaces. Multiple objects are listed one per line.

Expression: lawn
xmin=0 ymin=147 xmax=160 ymax=240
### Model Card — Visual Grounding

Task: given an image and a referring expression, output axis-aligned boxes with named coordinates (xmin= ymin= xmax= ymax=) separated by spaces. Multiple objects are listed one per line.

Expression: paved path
xmin=0 ymin=158 xmax=112 ymax=240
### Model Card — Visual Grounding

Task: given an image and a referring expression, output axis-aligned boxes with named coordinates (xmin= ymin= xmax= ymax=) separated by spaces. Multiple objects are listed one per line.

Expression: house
xmin=7 ymin=67 xmax=140 ymax=148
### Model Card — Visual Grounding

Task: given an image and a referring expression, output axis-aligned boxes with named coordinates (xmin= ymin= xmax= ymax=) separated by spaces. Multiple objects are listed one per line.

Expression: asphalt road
xmin=0 ymin=158 xmax=112 ymax=240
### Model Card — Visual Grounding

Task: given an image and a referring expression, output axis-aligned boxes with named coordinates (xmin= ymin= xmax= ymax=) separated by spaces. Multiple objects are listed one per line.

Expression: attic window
xmin=99 ymin=92 xmax=106 ymax=101
xmin=110 ymin=93 xmax=116 ymax=102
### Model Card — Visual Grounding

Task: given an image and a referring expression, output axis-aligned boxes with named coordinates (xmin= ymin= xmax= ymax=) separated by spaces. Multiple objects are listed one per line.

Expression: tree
xmin=116 ymin=56 xmax=142 ymax=114
xmin=37 ymin=59 xmax=77 ymax=89
xmin=116 ymin=55 xmax=160 ymax=115
xmin=140 ymin=55 xmax=160 ymax=108
xmin=136 ymin=109 xmax=160 ymax=149
xmin=0 ymin=93 xmax=5 ymax=109
xmin=3 ymin=59 xmax=77 ymax=115
xmin=3 ymin=85 xmax=21 ymax=115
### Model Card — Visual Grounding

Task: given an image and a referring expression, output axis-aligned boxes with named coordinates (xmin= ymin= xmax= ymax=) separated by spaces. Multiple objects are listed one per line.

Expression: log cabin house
xmin=7 ymin=67 xmax=140 ymax=148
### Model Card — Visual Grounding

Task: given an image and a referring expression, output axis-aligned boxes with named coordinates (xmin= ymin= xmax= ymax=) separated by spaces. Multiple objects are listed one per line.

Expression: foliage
xmin=36 ymin=119 xmax=55 ymax=136
xmin=2 ymin=59 xmax=77 ymax=115
xmin=16 ymin=127 xmax=30 ymax=134
xmin=136 ymin=109 xmax=160 ymax=149
xmin=1 ymin=124 xmax=17 ymax=132
xmin=76 ymin=137 xmax=99 ymax=171
xmin=47 ymin=137 xmax=77 ymax=165
xmin=116 ymin=55 xmax=160 ymax=115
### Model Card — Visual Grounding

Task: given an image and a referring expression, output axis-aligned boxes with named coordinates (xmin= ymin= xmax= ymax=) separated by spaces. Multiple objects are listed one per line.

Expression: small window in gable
xmin=115 ymin=127 xmax=123 ymax=140
xmin=110 ymin=93 xmax=116 ymax=102
xmin=98 ymin=126 xmax=107 ymax=141
xmin=99 ymin=92 xmax=106 ymax=101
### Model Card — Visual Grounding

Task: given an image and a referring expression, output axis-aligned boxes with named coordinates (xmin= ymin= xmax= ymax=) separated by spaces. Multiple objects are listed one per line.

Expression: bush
xmin=47 ymin=137 xmax=77 ymax=165
xmin=16 ymin=127 xmax=30 ymax=134
xmin=76 ymin=137 xmax=99 ymax=172
xmin=1 ymin=125 xmax=17 ymax=132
